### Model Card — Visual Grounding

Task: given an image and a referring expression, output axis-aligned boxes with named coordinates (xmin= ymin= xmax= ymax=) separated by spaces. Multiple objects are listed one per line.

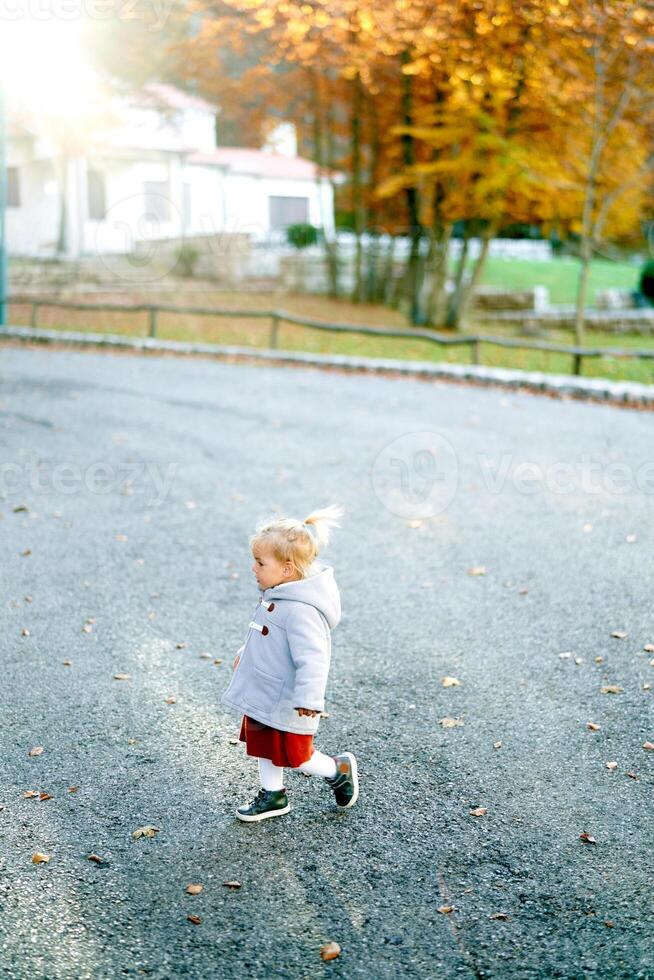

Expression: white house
xmin=6 ymin=82 xmax=336 ymax=260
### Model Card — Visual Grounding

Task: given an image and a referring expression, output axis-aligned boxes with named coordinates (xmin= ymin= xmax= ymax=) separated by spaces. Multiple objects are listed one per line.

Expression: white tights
xmin=258 ymin=751 xmax=337 ymax=791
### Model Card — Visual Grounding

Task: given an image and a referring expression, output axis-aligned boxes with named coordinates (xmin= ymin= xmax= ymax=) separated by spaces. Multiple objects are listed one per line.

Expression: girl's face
xmin=252 ymin=546 xmax=299 ymax=590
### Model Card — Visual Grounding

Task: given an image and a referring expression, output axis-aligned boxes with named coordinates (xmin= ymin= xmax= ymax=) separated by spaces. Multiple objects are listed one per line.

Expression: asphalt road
xmin=1 ymin=343 xmax=653 ymax=980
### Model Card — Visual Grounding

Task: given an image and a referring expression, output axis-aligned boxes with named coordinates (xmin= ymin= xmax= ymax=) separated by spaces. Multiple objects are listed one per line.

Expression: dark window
xmin=87 ymin=170 xmax=106 ymax=220
xmin=7 ymin=167 xmax=20 ymax=208
xmin=143 ymin=181 xmax=171 ymax=223
xmin=269 ymin=196 xmax=309 ymax=229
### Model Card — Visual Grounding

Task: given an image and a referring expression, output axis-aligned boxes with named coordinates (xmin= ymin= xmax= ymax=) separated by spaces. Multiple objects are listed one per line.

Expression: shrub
xmin=176 ymin=243 xmax=201 ymax=278
xmin=639 ymin=259 xmax=654 ymax=302
xmin=286 ymin=223 xmax=320 ymax=249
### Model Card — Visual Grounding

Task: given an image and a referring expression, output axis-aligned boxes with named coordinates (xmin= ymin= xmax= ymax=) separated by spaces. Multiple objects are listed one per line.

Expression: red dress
xmin=239 ymin=714 xmax=314 ymax=768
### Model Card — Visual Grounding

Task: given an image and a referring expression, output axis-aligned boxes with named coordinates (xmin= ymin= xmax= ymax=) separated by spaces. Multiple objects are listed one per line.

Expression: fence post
xmin=573 ymin=352 xmax=583 ymax=376
xmin=471 ymin=338 xmax=480 ymax=365
xmin=30 ymin=302 xmax=38 ymax=329
xmin=148 ymin=307 xmax=158 ymax=339
xmin=270 ymin=313 xmax=280 ymax=349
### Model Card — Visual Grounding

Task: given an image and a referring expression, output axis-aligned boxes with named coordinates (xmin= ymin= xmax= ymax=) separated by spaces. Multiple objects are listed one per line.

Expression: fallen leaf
xmin=23 ymin=790 xmax=39 ymax=798
xmin=165 ymin=696 xmax=177 ymax=705
xmin=611 ymin=631 xmax=628 ymax=640
xmin=490 ymin=912 xmax=510 ymax=920
xmin=132 ymin=825 xmax=160 ymax=839
xmin=493 ymin=740 xmax=502 ymax=749
xmin=115 ymin=534 xmax=128 ymax=541
xmin=21 ymin=628 xmax=30 ymax=637
xmin=82 ymin=624 xmax=93 ymax=633
xmin=441 ymin=676 xmax=461 ymax=687
xmin=437 ymin=905 xmax=454 ymax=914
xmin=625 ymin=534 xmax=637 ymax=543
xmin=88 ymin=854 xmax=106 ymax=864
xmin=114 ymin=673 xmax=131 ymax=681
xmin=600 ymin=685 xmax=623 ymax=694
xmin=228 ymin=738 xmax=239 ymax=745
xmin=319 ymin=942 xmax=341 ymax=961
xmin=587 ymin=722 xmax=601 ymax=731
xmin=605 ymin=761 xmax=617 ymax=770
xmin=408 ymin=519 xmax=422 ymax=529
xmin=32 ymin=852 xmax=51 ymax=863
xmin=439 ymin=716 xmax=464 ymax=728
xmin=13 ymin=504 xmax=29 ymax=513
xmin=39 ymin=792 xmax=53 ymax=801
xmin=579 ymin=832 xmax=596 ymax=844
xmin=68 ymin=786 xmax=79 ymax=793
xmin=175 ymin=642 xmax=187 ymax=650
xmin=558 ymin=651 xmax=573 ymax=659
xmin=62 ymin=660 xmax=72 ymax=666
xmin=467 ymin=566 xmax=487 ymax=576
xmin=644 ymin=644 xmax=654 ymax=653
xmin=595 ymin=656 xmax=604 ymax=664
xmin=186 ymin=884 xmax=203 ymax=895
xmin=187 ymin=914 xmax=201 ymax=925
xmin=28 ymin=747 xmax=43 ymax=757
xmin=604 ymin=920 xmax=614 ymax=928
xmin=470 ymin=807 xmax=487 ymax=817
xmin=583 ymin=523 xmax=593 ymax=532
xmin=24 ymin=595 xmax=33 ymax=603
xmin=199 ymin=653 xmax=212 ymax=660
xmin=518 ymin=587 xmax=529 ymax=595
xmin=223 ymin=881 xmax=242 ymax=889
xmin=626 ymin=772 xmax=639 ymax=779
xmin=643 ymin=742 xmax=654 ymax=751
xmin=644 ymin=683 xmax=651 ymax=691
xmin=21 ymin=548 xmax=32 ymax=557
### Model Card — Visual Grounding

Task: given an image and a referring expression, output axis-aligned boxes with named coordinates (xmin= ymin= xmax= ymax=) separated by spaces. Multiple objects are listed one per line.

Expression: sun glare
xmin=0 ymin=19 xmax=98 ymax=119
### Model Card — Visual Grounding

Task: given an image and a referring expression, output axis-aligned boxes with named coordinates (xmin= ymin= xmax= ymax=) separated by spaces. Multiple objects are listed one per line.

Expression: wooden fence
xmin=3 ymin=295 xmax=654 ymax=378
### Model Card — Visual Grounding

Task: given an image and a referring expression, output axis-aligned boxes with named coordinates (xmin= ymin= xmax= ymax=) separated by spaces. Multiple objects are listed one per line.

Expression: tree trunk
xmin=400 ymin=50 xmax=424 ymax=325
xmin=56 ymin=155 xmax=69 ymax=256
xmin=351 ymin=72 xmax=366 ymax=304
xmin=424 ymin=222 xmax=453 ymax=327
xmin=446 ymin=224 xmax=471 ymax=328
xmin=574 ymin=239 xmax=592 ymax=346
xmin=453 ymin=221 xmax=496 ymax=332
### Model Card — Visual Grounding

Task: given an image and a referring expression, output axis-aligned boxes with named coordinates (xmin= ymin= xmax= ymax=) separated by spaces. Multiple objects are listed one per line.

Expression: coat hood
xmin=261 ymin=562 xmax=341 ymax=629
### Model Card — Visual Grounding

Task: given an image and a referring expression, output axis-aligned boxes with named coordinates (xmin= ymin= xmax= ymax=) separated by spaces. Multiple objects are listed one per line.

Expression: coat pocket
xmin=243 ymin=665 xmax=285 ymax=713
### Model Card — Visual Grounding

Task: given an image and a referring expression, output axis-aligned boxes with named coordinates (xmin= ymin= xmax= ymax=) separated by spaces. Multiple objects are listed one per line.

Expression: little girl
xmin=220 ymin=504 xmax=359 ymax=822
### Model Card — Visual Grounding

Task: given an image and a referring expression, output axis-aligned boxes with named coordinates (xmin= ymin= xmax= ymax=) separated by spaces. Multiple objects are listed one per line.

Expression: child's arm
xmin=286 ymin=607 xmax=330 ymax=714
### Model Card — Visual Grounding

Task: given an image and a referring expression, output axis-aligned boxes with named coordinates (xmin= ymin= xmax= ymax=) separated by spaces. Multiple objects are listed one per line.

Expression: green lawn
xmin=466 ymin=255 xmax=641 ymax=305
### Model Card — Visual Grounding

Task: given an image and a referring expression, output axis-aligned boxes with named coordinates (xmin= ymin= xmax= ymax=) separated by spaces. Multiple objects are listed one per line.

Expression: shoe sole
xmin=236 ymin=803 xmax=290 ymax=822
xmin=336 ymin=751 xmax=359 ymax=809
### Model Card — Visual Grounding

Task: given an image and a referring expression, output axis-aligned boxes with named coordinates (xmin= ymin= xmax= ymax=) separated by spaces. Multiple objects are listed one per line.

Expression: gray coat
xmin=220 ymin=562 xmax=341 ymax=735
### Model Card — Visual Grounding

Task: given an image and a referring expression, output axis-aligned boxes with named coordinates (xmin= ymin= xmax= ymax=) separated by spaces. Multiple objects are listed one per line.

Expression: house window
xmin=143 ymin=181 xmax=171 ymax=223
xmin=87 ymin=170 xmax=106 ymax=220
xmin=269 ymin=196 xmax=309 ymax=229
xmin=7 ymin=167 xmax=20 ymax=208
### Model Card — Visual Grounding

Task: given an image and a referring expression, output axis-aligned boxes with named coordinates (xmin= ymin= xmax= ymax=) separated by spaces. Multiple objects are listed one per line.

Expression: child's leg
xmin=258 ymin=756 xmax=285 ymax=791
xmin=296 ymin=750 xmax=337 ymax=779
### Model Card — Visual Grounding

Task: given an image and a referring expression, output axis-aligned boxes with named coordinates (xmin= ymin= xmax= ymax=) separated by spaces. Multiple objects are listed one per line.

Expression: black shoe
xmin=236 ymin=787 xmax=290 ymax=822
xmin=325 ymin=752 xmax=359 ymax=809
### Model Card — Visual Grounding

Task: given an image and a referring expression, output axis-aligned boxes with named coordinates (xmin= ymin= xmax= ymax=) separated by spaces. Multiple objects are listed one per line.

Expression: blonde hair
xmin=250 ymin=504 xmax=344 ymax=579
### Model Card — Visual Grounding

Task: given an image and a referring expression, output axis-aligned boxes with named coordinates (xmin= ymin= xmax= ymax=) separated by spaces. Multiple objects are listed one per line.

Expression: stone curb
xmin=2 ymin=324 xmax=653 ymax=408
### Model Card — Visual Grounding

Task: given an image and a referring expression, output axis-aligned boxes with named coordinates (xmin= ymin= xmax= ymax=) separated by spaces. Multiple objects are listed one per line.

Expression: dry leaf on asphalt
xmin=441 ymin=676 xmax=461 ymax=687
xmin=600 ymin=685 xmax=623 ymax=694
xmin=490 ymin=912 xmax=510 ymax=920
xmin=611 ymin=631 xmax=628 ymax=640
xmin=165 ymin=696 xmax=177 ymax=704
xmin=39 ymin=792 xmax=53 ymax=801
xmin=467 ymin=566 xmax=487 ymax=576
xmin=605 ymin=761 xmax=618 ymax=770
xmin=88 ymin=854 xmax=106 ymax=864
xmin=23 ymin=790 xmax=39 ymax=798
xmin=186 ymin=884 xmax=203 ymax=895
xmin=32 ymin=852 xmax=51 ymax=863
xmin=587 ymin=722 xmax=601 ymax=731
xmin=28 ymin=747 xmax=43 ymax=757
xmin=439 ymin=717 xmax=464 ymax=728
xmin=319 ymin=942 xmax=341 ymax=961
xmin=493 ymin=740 xmax=502 ymax=749
xmin=470 ymin=807 xmax=487 ymax=816
xmin=437 ymin=905 xmax=454 ymax=914
xmin=187 ymin=915 xmax=201 ymax=925
xmin=644 ymin=644 xmax=654 ymax=653
xmin=114 ymin=674 xmax=131 ymax=681
xmin=132 ymin=825 xmax=161 ymax=839
xmin=579 ymin=832 xmax=596 ymax=844
xmin=643 ymin=742 xmax=654 ymax=751
xmin=223 ymin=881 xmax=242 ymax=889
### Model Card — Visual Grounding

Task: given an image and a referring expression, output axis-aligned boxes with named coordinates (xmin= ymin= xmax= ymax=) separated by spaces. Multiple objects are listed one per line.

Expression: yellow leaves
xmin=32 ymin=852 xmax=51 ymax=864
xmin=132 ymin=825 xmax=161 ymax=839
